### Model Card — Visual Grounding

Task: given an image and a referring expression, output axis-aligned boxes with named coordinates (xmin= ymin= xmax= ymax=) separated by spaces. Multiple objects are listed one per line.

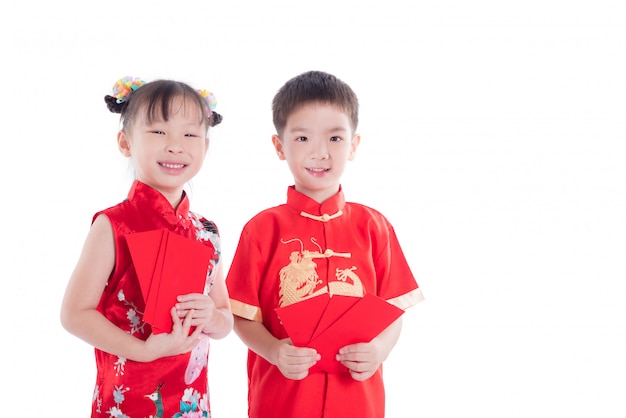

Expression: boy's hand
xmin=336 ymin=340 xmax=384 ymax=381
xmin=338 ymin=317 xmax=404 ymax=381
xmin=274 ymin=338 xmax=320 ymax=380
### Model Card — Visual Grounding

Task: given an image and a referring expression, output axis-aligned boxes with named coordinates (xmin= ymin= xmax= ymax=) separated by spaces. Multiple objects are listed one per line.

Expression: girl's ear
xmin=272 ymin=135 xmax=286 ymax=160
xmin=118 ymin=131 xmax=132 ymax=157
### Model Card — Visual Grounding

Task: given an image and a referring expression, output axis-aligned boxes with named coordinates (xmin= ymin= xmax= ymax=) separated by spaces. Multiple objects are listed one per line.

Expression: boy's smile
xmin=272 ymin=102 xmax=360 ymax=203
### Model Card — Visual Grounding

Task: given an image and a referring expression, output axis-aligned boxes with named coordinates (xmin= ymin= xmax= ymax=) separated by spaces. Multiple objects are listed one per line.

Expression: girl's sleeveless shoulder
xmin=91 ymin=199 xmax=129 ymax=225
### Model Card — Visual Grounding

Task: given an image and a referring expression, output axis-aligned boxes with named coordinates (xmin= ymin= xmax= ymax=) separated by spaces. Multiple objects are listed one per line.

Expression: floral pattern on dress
xmin=91 ymin=182 xmax=218 ymax=417
xmin=173 ymin=387 xmax=210 ymax=417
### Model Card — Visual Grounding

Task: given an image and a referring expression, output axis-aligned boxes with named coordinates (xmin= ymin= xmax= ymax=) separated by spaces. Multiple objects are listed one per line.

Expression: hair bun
xmin=104 ymin=95 xmax=125 ymax=114
xmin=210 ymin=112 xmax=223 ymax=127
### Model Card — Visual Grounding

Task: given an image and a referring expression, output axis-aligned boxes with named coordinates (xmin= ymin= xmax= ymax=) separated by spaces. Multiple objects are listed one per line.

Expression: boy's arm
xmin=336 ymin=316 xmax=403 ymax=381
xmin=234 ymin=315 xmax=320 ymax=380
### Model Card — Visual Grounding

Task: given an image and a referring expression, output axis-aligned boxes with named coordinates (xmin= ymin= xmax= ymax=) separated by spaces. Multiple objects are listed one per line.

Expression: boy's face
xmin=272 ymin=102 xmax=360 ymax=203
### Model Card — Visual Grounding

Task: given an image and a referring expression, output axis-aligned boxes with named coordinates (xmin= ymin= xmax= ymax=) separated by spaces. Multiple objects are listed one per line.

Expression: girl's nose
xmin=166 ymin=136 xmax=184 ymax=153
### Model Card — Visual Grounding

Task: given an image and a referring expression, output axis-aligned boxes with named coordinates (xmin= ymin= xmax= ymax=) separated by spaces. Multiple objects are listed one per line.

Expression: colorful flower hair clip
xmin=111 ymin=76 xmax=145 ymax=104
xmin=197 ymin=89 xmax=217 ymax=115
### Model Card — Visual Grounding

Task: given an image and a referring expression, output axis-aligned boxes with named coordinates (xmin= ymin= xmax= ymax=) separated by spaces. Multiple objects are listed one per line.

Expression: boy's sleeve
xmin=226 ymin=227 xmax=264 ymax=322
xmin=376 ymin=224 xmax=424 ymax=310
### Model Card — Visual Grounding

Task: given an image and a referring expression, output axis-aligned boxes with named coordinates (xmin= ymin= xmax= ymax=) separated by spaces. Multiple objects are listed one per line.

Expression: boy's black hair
xmin=272 ymin=70 xmax=358 ymax=136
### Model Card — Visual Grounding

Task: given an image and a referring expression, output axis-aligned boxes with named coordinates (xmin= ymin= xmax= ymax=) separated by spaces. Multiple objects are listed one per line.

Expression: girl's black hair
xmin=104 ymin=79 xmax=223 ymax=131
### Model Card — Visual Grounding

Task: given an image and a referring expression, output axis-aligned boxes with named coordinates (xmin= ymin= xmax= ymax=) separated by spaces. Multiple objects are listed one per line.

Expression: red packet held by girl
xmin=126 ymin=228 xmax=213 ymax=334
xmin=275 ymin=292 xmax=404 ymax=373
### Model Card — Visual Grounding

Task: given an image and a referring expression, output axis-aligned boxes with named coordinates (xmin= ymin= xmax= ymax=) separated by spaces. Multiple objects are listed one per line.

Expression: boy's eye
xmin=330 ymin=136 xmax=342 ymax=142
xmin=296 ymin=136 xmax=308 ymax=142
xmin=151 ymin=131 xmax=165 ymax=135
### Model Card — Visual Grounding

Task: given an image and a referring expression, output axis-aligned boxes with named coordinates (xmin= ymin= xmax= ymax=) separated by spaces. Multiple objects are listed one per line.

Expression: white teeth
xmin=309 ymin=168 xmax=326 ymax=172
xmin=161 ymin=163 xmax=185 ymax=169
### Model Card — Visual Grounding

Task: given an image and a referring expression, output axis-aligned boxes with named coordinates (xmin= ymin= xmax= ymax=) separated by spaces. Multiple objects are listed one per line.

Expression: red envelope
xmin=275 ymin=292 xmax=404 ymax=373
xmin=126 ymin=229 xmax=213 ymax=334
xmin=276 ymin=294 xmax=331 ymax=346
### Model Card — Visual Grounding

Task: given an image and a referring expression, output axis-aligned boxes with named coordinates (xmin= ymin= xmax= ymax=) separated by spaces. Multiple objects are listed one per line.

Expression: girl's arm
xmin=233 ymin=316 xmax=319 ymax=380
xmin=60 ymin=214 xmax=199 ymax=362
xmin=202 ymin=261 xmax=234 ymax=339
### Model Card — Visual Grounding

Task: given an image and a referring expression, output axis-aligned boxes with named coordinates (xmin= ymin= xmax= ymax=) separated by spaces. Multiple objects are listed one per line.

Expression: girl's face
xmin=272 ymin=102 xmax=360 ymax=203
xmin=117 ymin=96 xmax=209 ymax=207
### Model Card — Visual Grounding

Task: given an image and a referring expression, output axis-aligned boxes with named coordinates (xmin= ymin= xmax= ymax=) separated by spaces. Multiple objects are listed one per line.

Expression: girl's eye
xmin=330 ymin=136 xmax=342 ymax=142
xmin=151 ymin=130 xmax=165 ymax=135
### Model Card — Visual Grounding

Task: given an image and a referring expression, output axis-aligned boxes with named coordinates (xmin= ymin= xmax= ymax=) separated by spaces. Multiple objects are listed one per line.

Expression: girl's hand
xmin=273 ymin=338 xmax=320 ymax=380
xmin=143 ymin=307 xmax=203 ymax=361
xmin=336 ymin=340 xmax=384 ymax=381
xmin=175 ymin=293 xmax=216 ymax=330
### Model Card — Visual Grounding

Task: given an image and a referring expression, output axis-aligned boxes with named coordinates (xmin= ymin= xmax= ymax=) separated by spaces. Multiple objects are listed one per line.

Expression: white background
xmin=1 ymin=1 xmax=625 ymax=416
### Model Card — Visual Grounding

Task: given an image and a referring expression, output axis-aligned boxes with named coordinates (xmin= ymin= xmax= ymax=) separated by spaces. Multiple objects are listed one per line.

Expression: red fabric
xmin=275 ymin=293 xmax=404 ymax=373
xmin=90 ymin=180 xmax=220 ymax=417
xmin=127 ymin=228 xmax=214 ymax=334
xmin=226 ymin=186 xmax=421 ymax=418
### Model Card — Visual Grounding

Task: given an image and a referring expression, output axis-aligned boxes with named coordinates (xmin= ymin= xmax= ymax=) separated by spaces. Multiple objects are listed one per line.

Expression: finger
xmin=282 ymin=355 xmax=318 ymax=367
xmin=286 ymin=345 xmax=318 ymax=358
xmin=180 ymin=309 xmax=195 ymax=332
xmin=177 ymin=293 xmax=204 ymax=303
xmin=349 ymin=369 xmax=373 ymax=382
xmin=279 ymin=362 xmax=315 ymax=380
xmin=342 ymin=359 xmax=370 ymax=371
xmin=189 ymin=324 xmax=204 ymax=339
xmin=170 ymin=306 xmax=182 ymax=329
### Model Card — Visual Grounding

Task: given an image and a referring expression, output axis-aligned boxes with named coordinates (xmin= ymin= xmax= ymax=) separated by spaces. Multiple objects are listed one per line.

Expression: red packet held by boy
xmin=275 ymin=292 xmax=404 ymax=373
xmin=126 ymin=228 xmax=213 ymax=334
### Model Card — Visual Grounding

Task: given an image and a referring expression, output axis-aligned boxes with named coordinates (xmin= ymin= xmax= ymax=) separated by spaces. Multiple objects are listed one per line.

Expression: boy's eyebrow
xmin=290 ymin=126 xmax=349 ymax=134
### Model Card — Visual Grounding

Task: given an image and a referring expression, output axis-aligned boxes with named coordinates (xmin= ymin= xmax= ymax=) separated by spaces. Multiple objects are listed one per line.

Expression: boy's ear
xmin=272 ymin=135 xmax=286 ymax=160
xmin=348 ymin=134 xmax=361 ymax=161
xmin=117 ymin=131 xmax=132 ymax=157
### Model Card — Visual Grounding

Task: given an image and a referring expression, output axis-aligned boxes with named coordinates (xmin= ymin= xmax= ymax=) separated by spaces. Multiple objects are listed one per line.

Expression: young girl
xmin=61 ymin=77 xmax=233 ymax=417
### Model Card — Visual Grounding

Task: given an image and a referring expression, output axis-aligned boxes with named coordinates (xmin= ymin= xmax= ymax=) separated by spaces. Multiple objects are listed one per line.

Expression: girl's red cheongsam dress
xmin=91 ymin=180 xmax=220 ymax=418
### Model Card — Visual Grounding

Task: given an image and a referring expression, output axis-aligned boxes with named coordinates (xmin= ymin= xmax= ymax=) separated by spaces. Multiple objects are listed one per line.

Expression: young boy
xmin=226 ymin=70 xmax=424 ymax=417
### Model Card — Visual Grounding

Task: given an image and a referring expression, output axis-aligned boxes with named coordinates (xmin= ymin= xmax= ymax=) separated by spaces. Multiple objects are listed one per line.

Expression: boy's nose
xmin=311 ymin=141 xmax=329 ymax=159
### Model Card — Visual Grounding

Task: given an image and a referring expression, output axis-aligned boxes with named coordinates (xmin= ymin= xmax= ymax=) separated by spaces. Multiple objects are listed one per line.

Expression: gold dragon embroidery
xmin=278 ymin=237 xmax=364 ymax=307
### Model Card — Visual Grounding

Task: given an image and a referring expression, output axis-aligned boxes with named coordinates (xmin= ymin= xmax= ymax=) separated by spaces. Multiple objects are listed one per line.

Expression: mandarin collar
xmin=286 ymin=185 xmax=345 ymax=219
xmin=127 ymin=180 xmax=191 ymax=228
